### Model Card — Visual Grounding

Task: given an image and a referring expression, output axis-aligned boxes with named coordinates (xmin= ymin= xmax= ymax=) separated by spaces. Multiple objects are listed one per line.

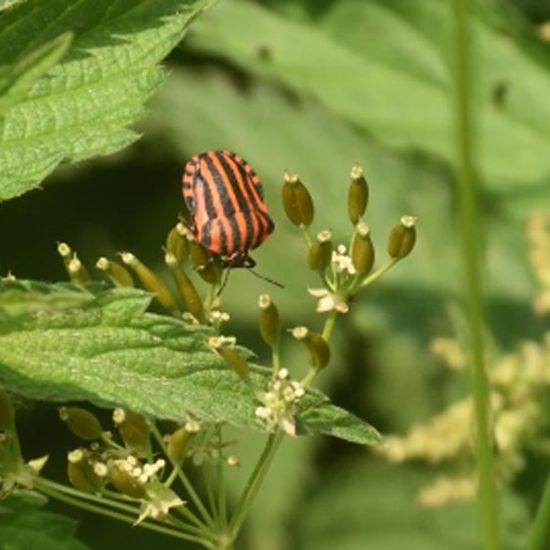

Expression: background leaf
xmin=0 ymin=0 xmax=212 ymax=201
xmin=0 ymin=491 xmax=88 ymax=550
xmin=187 ymin=0 xmax=550 ymax=189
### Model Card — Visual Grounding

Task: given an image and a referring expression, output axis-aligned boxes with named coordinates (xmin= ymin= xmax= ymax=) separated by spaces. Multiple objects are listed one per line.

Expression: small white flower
xmin=308 ymin=287 xmax=349 ymax=314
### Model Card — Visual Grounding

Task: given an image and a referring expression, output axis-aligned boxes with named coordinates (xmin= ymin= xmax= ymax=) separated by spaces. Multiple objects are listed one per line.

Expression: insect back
xmin=182 ymin=150 xmax=275 ymax=269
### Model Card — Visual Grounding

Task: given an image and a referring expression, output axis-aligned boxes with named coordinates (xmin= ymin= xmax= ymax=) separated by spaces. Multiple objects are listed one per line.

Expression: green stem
xmin=228 ymin=432 xmax=284 ymax=541
xmin=201 ymin=461 xmax=218 ymax=526
xmin=452 ymin=1 xmax=499 ymax=549
xmin=34 ymin=478 xmax=214 ymax=548
xmin=300 ymin=225 xmax=312 ymax=248
xmin=150 ymin=424 xmax=215 ymax=528
xmin=272 ymin=344 xmax=281 ymax=374
xmin=357 ymin=258 xmax=399 ymax=291
xmin=527 ymin=473 xmax=550 ymax=550
xmin=322 ymin=311 xmax=337 ymax=341
xmin=216 ymin=426 xmax=228 ymax=526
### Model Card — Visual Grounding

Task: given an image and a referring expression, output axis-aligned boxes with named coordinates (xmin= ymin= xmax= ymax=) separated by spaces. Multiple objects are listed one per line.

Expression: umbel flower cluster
xmin=53 ymin=164 xmax=416 ymax=437
xmin=377 ymin=213 xmax=550 ymax=508
xmin=1 ymin=161 xmax=417 ymax=541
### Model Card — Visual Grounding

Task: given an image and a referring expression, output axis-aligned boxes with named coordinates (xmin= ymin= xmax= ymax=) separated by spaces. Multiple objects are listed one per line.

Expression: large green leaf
xmin=0 ymin=280 xmax=379 ymax=445
xmin=187 ymin=0 xmax=550 ymax=189
xmin=0 ymin=0 xmax=212 ymax=201
xmin=0 ymin=491 xmax=88 ymax=550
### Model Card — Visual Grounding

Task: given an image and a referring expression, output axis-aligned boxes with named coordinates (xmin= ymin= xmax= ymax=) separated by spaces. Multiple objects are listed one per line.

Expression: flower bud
xmin=110 ymin=468 xmax=146 ymax=499
xmin=282 ymin=171 xmax=314 ymax=226
xmin=165 ymin=253 xmax=205 ymax=322
xmin=67 ymin=449 xmax=102 ymax=493
xmin=188 ymin=239 xmax=211 ymax=269
xmin=351 ymin=222 xmax=375 ymax=276
xmin=387 ymin=216 xmax=417 ymax=259
xmin=114 ymin=409 xmax=150 ymax=454
xmin=120 ymin=252 xmax=177 ymax=312
xmin=308 ymin=230 xmax=333 ymax=272
xmin=166 ymin=426 xmax=189 ymax=462
xmin=291 ymin=326 xmax=330 ymax=369
xmin=96 ymin=257 xmax=134 ymax=287
xmin=258 ymin=294 xmax=280 ymax=347
xmin=188 ymin=240 xmax=222 ymax=284
xmin=197 ymin=261 xmax=223 ymax=285
xmin=57 ymin=242 xmax=72 ymax=265
xmin=166 ymin=224 xmax=189 ymax=263
xmin=210 ymin=337 xmax=250 ymax=380
xmin=0 ymin=390 xmax=15 ymax=430
xmin=67 ymin=254 xmax=91 ymax=284
xmin=59 ymin=407 xmax=103 ymax=441
xmin=348 ymin=164 xmax=369 ymax=224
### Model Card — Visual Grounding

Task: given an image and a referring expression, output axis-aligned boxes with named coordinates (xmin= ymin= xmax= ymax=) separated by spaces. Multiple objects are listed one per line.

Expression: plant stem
xmin=527 ymin=473 xmax=550 ymax=550
xmin=150 ymin=423 xmax=215 ymax=527
xmin=300 ymin=225 xmax=312 ymax=248
xmin=34 ymin=478 xmax=214 ymax=547
xmin=216 ymin=425 xmax=228 ymax=526
xmin=227 ymin=431 xmax=284 ymax=541
xmin=358 ymin=258 xmax=398 ymax=290
xmin=322 ymin=311 xmax=337 ymax=341
xmin=272 ymin=344 xmax=281 ymax=374
xmin=452 ymin=0 xmax=499 ymax=548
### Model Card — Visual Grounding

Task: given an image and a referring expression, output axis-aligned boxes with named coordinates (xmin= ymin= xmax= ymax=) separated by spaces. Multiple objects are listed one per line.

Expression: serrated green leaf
xmin=0 ymin=490 xmax=88 ymax=550
xmin=297 ymin=402 xmax=381 ymax=445
xmin=0 ymin=281 xmax=378 ymax=444
xmin=0 ymin=32 xmax=73 ymax=115
xmin=0 ymin=0 xmax=212 ymax=201
xmin=187 ymin=0 xmax=550 ymax=188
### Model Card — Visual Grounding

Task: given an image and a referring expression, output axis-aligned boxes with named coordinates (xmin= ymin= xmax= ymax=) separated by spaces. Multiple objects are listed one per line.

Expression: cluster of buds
xmin=57 ymin=220 xmax=230 ymax=326
xmin=59 ymin=406 xmax=189 ymax=522
xmin=282 ymin=165 xmax=416 ymax=316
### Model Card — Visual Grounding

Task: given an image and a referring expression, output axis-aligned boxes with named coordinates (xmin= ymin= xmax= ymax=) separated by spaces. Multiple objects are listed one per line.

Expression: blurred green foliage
xmin=1 ymin=0 xmax=550 ymax=548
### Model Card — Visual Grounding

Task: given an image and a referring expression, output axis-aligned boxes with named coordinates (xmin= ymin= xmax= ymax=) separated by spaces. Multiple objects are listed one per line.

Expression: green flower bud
xmin=258 ymin=294 xmax=280 ymax=347
xmin=166 ymin=224 xmax=189 ymax=263
xmin=282 ymin=171 xmax=314 ymax=227
xmin=67 ymin=254 xmax=91 ymax=284
xmin=210 ymin=337 xmax=250 ymax=380
xmin=187 ymin=239 xmax=222 ymax=284
xmin=67 ymin=449 xmax=102 ymax=493
xmin=291 ymin=326 xmax=330 ymax=369
xmin=387 ymin=216 xmax=417 ymax=259
xmin=308 ymin=230 xmax=333 ymax=272
xmin=120 ymin=252 xmax=177 ymax=312
xmin=114 ymin=409 xmax=150 ymax=454
xmin=59 ymin=407 xmax=103 ymax=441
xmin=0 ymin=390 xmax=15 ymax=431
xmin=166 ymin=426 xmax=190 ymax=462
xmin=165 ymin=253 xmax=204 ymax=322
xmin=188 ymin=239 xmax=211 ymax=269
xmin=197 ymin=261 xmax=223 ymax=285
xmin=57 ymin=242 xmax=72 ymax=272
xmin=351 ymin=222 xmax=375 ymax=276
xmin=110 ymin=468 xmax=146 ymax=499
xmin=348 ymin=164 xmax=369 ymax=224
xmin=96 ymin=257 xmax=134 ymax=287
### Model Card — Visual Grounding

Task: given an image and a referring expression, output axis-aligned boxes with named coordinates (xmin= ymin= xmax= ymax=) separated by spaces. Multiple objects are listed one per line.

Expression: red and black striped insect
xmin=182 ymin=150 xmax=275 ymax=269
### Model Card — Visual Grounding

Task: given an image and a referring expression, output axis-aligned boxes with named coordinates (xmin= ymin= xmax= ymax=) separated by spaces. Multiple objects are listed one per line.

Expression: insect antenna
xmin=217 ymin=269 xmax=232 ymax=296
xmin=246 ymin=268 xmax=285 ymax=289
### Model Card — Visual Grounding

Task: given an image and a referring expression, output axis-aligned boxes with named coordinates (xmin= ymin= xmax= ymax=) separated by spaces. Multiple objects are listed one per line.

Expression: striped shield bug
xmin=182 ymin=150 xmax=275 ymax=269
